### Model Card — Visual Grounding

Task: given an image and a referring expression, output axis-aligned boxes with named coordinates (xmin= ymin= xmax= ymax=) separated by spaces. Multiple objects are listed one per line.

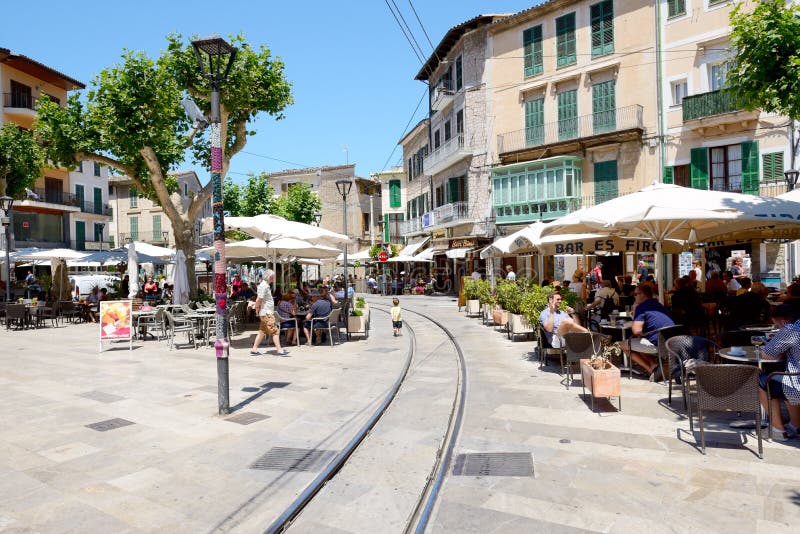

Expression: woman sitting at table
xmin=143 ymin=277 xmax=159 ymax=297
xmin=277 ymin=291 xmax=298 ymax=345
xmin=86 ymin=286 xmax=101 ymax=323
xmin=759 ymin=304 xmax=800 ymax=441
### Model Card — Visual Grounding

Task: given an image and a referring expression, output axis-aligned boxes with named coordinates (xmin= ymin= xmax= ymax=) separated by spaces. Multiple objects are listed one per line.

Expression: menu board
xmin=678 ymin=252 xmax=694 ymax=278
xmin=99 ymin=300 xmax=132 ymax=340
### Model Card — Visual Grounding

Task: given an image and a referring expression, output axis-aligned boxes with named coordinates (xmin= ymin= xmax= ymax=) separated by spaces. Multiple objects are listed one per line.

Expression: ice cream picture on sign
xmin=100 ymin=301 xmax=132 ymax=340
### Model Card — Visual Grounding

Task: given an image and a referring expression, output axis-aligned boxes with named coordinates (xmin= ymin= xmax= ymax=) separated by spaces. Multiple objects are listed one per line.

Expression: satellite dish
xmin=181 ymin=98 xmax=209 ymax=129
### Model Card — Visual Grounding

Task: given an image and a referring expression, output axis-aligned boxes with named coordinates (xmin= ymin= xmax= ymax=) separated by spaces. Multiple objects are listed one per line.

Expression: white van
xmin=70 ymin=274 xmax=120 ymax=297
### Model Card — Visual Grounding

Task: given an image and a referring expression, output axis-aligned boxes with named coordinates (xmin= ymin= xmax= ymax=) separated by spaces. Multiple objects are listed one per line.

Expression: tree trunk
xmin=172 ymin=217 xmax=198 ymax=299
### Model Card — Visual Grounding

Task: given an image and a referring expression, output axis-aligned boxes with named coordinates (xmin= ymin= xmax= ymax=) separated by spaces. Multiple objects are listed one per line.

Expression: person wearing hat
xmin=251 ymin=269 xmax=288 ymax=356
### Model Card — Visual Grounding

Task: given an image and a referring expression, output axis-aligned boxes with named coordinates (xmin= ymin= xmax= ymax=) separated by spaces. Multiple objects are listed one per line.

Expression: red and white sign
xmin=378 ymin=251 xmax=389 ymax=262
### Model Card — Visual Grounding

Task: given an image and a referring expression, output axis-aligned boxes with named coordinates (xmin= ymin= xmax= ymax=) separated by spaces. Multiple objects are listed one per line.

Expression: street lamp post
xmin=784 ymin=169 xmax=799 ymax=192
xmin=192 ymin=35 xmax=237 ymax=415
xmin=0 ymin=196 xmax=14 ymax=302
xmin=335 ymin=179 xmax=352 ymax=333
xmin=313 ymin=211 xmax=322 ymax=281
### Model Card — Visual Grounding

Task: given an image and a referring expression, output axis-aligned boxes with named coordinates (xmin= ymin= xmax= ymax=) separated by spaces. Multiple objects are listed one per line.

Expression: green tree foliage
xmin=728 ymin=0 xmax=800 ymax=120
xmin=0 ymin=124 xmax=43 ymax=197
xmin=280 ymin=183 xmax=321 ymax=224
xmin=34 ymin=33 xmax=292 ymax=295
xmin=222 ymin=175 xmax=242 ymax=217
xmin=241 ymin=172 xmax=275 ymax=217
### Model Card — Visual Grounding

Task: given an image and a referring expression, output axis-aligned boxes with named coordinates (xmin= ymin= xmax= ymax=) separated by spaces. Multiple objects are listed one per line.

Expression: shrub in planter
xmin=496 ymin=279 xmax=523 ymax=314
xmin=350 ymin=309 xmax=364 ymax=316
xmin=463 ymin=278 xmax=482 ymax=301
xmin=355 ymin=297 xmax=366 ymax=309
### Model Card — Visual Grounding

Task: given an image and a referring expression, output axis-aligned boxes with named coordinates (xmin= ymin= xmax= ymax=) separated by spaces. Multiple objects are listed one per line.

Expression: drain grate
xmin=85 ymin=418 xmax=135 ymax=432
xmin=226 ymin=412 xmax=270 ymax=425
xmin=452 ymin=452 xmax=533 ymax=477
xmin=250 ymin=447 xmax=336 ymax=471
xmin=78 ymin=391 xmax=125 ymax=403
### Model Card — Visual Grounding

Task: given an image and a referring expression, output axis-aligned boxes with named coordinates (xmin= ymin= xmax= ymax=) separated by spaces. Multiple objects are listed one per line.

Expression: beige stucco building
xmin=0 ymin=47 xmax=88 ymax=251
xmin=109 ymin=171 xmax=211 ymax=249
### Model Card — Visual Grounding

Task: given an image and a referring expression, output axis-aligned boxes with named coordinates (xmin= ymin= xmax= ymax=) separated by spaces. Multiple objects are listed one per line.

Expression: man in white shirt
xmin=471 ymin=269 xmax=481 ymax=281
xmin=250 ymin=269 xmax=288 ymax=356
xmin=505 ymin=265 xmax=516 ymax=281
xmin=723 ymin=270 xmax=741 ymax=294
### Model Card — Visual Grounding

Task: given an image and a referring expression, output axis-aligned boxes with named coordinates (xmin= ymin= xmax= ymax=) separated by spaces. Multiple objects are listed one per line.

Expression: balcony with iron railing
xmin=682 ymin=90 xmax=744 ymax=122
xmin=3 ymin=92 xmax=36 ymax=111
xmin=422 ymin=133 xmax=471 ymax=176
xmin=497 ymin=105 xmax=644 ymax=159
xmin=430 ymin=78 xmax=454 ymax=112
xmin=69 ymin=239 xmax=113 ymax=252
xmin=14 ymin=187 xmax=81 ymax=211
xmin=399 ymin=201 xmax=472 ymax=236
xmin=75 ymin=200 xmax=112 ymax=216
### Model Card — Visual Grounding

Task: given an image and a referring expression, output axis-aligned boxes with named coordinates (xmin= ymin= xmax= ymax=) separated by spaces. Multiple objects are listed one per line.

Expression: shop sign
xmin=450 ymin=237 xmax=477 ymax=248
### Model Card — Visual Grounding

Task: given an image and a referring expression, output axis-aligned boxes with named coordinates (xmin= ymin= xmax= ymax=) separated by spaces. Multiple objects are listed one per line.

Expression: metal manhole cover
xmin=367 ymin=348 xmax=399 ymax=353
xmin=452 ymin=452 xmax=533 ymax=477
xmin=226 ymin=412 xmax=270 ymax=425
xmin=250 ymin=447 xmax=336 ymax=471
xmin=85 ymin=418 xmax=135 ymax=432
xmin=78 ymin=391 xmax=125 ymax=403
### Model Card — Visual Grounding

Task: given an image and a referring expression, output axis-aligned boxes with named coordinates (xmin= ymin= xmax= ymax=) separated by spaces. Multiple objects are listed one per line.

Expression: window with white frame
xmin=709 ymin=60 xmax=734 ymax=91
xmin=671 ymin=79 xmax=688 ymax=106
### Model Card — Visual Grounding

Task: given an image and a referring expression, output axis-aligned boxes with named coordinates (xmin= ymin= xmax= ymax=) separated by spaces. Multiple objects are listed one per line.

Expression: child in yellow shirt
xmin=391 ymin=297 xmax=402 ymax=336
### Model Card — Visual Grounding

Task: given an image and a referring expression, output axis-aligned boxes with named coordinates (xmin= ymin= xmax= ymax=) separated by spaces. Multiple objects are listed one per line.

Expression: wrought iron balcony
xmin=497 ymin=105 xmax=643 ymax=155
xmin=423 ymin=133 xmax=470 ymax=176
xmin=70 ymin=240 xmax=113 ymax=252
xmin=119 ymin=231 xmax=169 ymax=244
xmin=75 ymin=200 xmax=112 ymax=216
xmin=14 ymin=187 xmax=80 ymax=210
xmin=3 ymin=92 xmax=35 ymax=110
xmin=430 ymin=78 xmax=454 ymax=112
xmin=399 ymin=201 xmax=472 ymax=236
xmin=682 ymin=90 xmax=743 ymax=122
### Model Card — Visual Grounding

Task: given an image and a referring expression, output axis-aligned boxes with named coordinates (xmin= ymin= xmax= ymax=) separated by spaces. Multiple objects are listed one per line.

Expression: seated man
xmin=86 ymin=286 xmax=102 ymax=323
xmin=238 ymin=282 xmax=256 ymax=300
xmin=587 ymin=279 xmax=619 ymax=319
xmin=759 ymin=304 xmax=800 ymax=441
xmin=303 ymin=291 xmax=332 ymax=345
xmin=539 ymin=290 xmax=586 ymax=348
xmin=623 ymin=282 xmax=675 ymax=381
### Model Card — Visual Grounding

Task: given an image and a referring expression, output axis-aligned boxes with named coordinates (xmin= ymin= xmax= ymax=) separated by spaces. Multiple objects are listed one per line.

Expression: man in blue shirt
xmin=303 ymin=291 xmax=332 ymax=345
xmin=623 ymin=281 xmax=674 ymax=380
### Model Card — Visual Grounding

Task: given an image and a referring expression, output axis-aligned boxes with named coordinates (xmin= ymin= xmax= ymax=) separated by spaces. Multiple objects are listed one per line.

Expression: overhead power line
xmin=380 ymin=87 xmax=429 ymax=173
xmin=384 ymin=0 xmax=425 ymax=64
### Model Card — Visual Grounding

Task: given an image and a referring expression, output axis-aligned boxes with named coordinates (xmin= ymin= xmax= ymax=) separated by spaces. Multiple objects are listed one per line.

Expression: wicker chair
xmin=562 ymin=331 xmax=606 ymax=389
xmin=60 ymin=301 xmax=81 ymax=323
xmin=665 ymin=335 xmax=719 ymax=408
xmin=5 ymin=304 xmax=27 ymax=330
xmin=765 ymin=371 xmax=800 ymax=441
xmin=632 ymin=324 xmax=686 ymax=381
xmin=537 ymin=324 xmax=565 ymax=372
xmin=689 ymin=364 xmax=762 ymax=458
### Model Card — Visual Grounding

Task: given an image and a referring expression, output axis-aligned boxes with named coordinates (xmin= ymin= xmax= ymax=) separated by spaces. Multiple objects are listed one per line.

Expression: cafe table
xmin=599 ymin=319 xmax=634 ymax=378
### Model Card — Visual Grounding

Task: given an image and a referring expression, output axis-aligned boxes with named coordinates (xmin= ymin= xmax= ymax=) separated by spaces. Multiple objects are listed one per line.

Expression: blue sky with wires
xmin=3 ymin=0 xmax=538 ymax=182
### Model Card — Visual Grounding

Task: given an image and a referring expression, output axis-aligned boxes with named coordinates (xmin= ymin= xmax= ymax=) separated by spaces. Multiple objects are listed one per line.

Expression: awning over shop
xmin=415 ymin=248 xmax=444 ymax=261
xmin=398 ymin=236 xmax=430 ymax=258
xmin=445 ymin=247 xmax=475 ymax=259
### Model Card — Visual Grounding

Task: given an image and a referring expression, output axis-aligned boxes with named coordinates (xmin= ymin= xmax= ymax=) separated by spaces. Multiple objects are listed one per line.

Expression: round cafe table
xmin=718 ymin=346 xmax=784 ymax=429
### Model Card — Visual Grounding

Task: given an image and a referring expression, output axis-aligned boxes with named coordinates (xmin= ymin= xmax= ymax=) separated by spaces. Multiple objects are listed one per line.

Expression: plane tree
xmin=35 ymin=34 xmax=292 ymax=295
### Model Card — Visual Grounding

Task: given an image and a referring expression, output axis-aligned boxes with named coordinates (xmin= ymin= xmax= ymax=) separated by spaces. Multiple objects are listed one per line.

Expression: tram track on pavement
xmin=262 ymin=301 xmax=466 ymax=534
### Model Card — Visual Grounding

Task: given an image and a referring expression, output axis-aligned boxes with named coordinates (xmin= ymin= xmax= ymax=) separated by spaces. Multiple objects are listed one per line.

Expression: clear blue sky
xmin=3 ymin=0 xmax=537 ymax=182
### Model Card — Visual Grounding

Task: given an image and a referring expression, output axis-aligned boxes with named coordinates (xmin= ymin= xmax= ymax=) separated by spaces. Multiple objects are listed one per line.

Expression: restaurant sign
xmin=99 ymin=300 xmax=133 ymax=351
xmin=450 ymin=237 xmax=478 ymax=248
xmin=547 ymin=237 xmax=683 ymax=255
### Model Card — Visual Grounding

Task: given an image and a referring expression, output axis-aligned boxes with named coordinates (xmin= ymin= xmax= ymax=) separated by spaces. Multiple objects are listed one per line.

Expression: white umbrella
xmin=172 ymin=250 xmax=189 ymax=304
xmin=127 ymin=243 xmax=140 ymax=299
xmin=199 ymin=237 xmax=341 ymax=261
xmin=541 ymin=183 xmax=800 ymax=300
xmin=132 ymin=241 xmax=174 ymax=259
xmin=204 ymin=214 xmax=350 ymax=247
xmin=15 ymin=248 xmax=88 ymax=261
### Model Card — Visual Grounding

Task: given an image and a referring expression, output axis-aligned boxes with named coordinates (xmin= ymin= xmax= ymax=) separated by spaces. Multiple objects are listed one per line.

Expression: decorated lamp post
xmin=0 ymin=196 xmax=14 ymax=302
xmin=335 ymin=179 xmax=353 ymax=326
xmin=192 ymin=35 xmax=237 ymax=415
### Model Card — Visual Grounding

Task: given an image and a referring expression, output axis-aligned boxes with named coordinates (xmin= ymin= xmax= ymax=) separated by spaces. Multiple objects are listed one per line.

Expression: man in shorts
xmin=250 ymin=269 xmax=288 ymax=356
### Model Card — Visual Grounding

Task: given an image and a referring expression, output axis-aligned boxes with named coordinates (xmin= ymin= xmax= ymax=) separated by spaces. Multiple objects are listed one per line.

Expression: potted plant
xmin=493 ymin=279 xmax=517 ymax=331
xmin=463 ymin=278 xmax=482 ymax=317
xmin=348 ymin=307 xmax=368 ymax=337
xmin=580 ymin=339 xmax=622 ymax=412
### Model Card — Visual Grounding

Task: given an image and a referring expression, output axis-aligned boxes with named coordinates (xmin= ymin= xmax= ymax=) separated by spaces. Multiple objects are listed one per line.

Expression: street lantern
xmin=335 ymin=179 xmax=353 ymax=331
xmin=784 ymin=169 xmax=799 ymax=192
xmin=98 ymin=222 xmax=106 ymax=252
xmin=313 ymin=211 xmax=322 ymax=227
xmin=0 ymin=195 xmax=14 ymax=302
xmin=191 ymin=35 xmax=237 ymax=415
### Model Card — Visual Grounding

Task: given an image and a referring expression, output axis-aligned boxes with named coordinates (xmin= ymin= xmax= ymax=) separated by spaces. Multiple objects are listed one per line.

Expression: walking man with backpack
xmin=588 ymin=262 xmax=603 ymax=291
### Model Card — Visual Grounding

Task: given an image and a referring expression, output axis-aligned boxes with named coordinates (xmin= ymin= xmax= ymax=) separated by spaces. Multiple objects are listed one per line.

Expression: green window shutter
xmin=556 ymin=13 xmax=576 ymax=67
xmin=663 ymin=166 xmax=674 ymax=184
xmin=591 ymin=1 xmax=614 ymax=57
xmin=668 ymin=0 xmax=686 ymax=18
xmin=455 ymin=56 xmax=463 ymax=91
xmin=558 ymin=90 xmax=578 ymax=140
xmin=389 ymin=179 xmax=401 ymax=208
xmin=383 ymin=213 xmax=389 ymax=242
xmin=75 ymin=221 xmax=85 ymax=249
xmin=75 ymin=184 xmax=84 ymax=211
xmin=94 ymin=222 xmax=104 ymax=242
xmin=523 ymin=25 xmax=543 ymax=77
xmin=129 ymin=187 xmax=138 ymax=208
xmin=152 ymin=214 xmax=162 ymax=241
xmin=762 ymin=152 xmax=784 ymax=182
xmin=592 ymin=80 xmax=616 ymax=133
xmin=129 ymin=217 xmax=138 ymax=240
xmin=593 ymin=160 xmax=618 ymax=203
xmin=525 ymin=98 xmax=544 ymax=146
xmin=741 ymin=140 xmax=760 ymax=195
xmin=690 ymin=147 xmax=708 ymax=190
xmin=93 ymin=187 xmax=102 ymax=214
xmin=448 ymin=177 xmax=459 ymax=203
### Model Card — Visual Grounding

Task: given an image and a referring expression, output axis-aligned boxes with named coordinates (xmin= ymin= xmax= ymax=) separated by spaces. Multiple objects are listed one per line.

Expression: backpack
xmin=588 ymin=270 xmax=598 ymax=287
